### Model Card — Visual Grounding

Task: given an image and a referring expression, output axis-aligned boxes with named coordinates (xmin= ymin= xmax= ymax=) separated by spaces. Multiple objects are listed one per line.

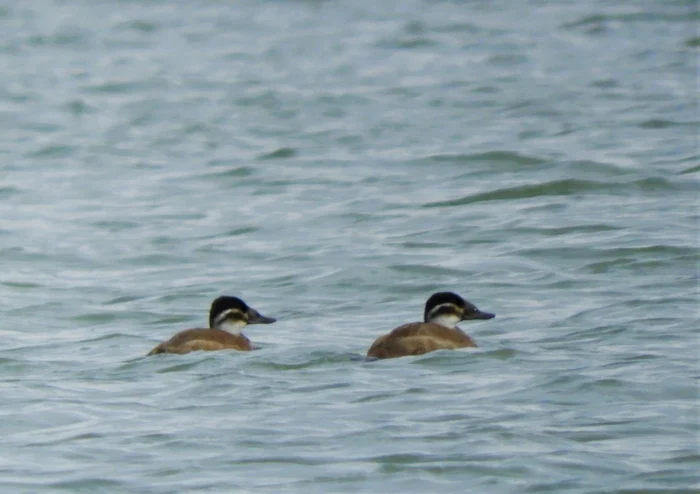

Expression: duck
xmin=366 ymin=291 xmax=494 ymax=359
xmin=146 ymin=296 xmax=276 ymax=356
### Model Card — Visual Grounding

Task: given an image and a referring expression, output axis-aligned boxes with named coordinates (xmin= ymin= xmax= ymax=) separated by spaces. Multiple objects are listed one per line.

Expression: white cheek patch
xmin=218 ymin=318 xmax=247 ymax=334
xmin=214 ymin=309 xmax=234 ymax=327
xmin=430 ymin=313 xmax=460 ymax=328
xmin=214 ymin=309 xmax=247 ymax=333
xmin=426 ymin=303 xmax=461 ymax=328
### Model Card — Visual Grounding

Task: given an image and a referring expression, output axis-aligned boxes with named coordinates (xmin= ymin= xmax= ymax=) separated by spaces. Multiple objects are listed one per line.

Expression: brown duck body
xmin=366 ymin=322 xmax=477 ymax=359
xmin=147 ymin=328 xmax=254 ymax=355
xmin=146 ymin=295 xmax=275 ymax=356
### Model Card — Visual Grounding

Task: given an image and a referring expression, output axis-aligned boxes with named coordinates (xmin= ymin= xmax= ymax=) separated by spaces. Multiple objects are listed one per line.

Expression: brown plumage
xmin=146 ymin=328 xmax=254 ymax=355
xmin=366 ymin=322 xmax=477 ymax=359
xmin=146 ymin=295 xmax=275 ymax=356
xmin=366 ymin=291 xmax=494 ymax=360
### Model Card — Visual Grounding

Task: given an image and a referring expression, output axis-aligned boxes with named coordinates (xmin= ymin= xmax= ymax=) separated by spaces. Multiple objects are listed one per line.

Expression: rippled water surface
xmin=1 ymin=1 xmax=698 ymax=493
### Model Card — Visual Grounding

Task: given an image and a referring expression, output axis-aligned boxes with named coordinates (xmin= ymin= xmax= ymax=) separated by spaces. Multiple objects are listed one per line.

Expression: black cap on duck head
xmin=209 ymin=296 xmax=276 ymax=330
xmin=424 ymin=291 xmax=495 ymax=326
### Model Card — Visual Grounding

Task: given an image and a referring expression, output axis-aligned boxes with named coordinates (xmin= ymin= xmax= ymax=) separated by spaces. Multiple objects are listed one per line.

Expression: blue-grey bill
xmin=250 ymin=313 xmax=276 ymax=324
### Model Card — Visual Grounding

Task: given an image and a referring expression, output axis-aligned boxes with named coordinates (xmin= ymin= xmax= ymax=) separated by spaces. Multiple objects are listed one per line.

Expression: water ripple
xmin=0 ymin=1 xmax=696 ymax=493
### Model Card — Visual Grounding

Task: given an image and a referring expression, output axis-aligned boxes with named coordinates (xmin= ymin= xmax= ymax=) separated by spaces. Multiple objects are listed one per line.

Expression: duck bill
xmin=248 ymin=310 xmax=276 ymax=324
xmin=464 ymin=310 xmax=495 ymax=320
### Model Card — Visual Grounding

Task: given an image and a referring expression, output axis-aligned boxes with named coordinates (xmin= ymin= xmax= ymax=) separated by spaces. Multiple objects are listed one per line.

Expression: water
xmin=1 ymin=0 xmax=698 ymax=492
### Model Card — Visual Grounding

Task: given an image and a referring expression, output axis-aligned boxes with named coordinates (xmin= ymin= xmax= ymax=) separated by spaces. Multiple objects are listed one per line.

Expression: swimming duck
xmin=146 ymin=296 xmax=276 ymax=356
xmin=366 ymin=292 xmax=494 ymax=359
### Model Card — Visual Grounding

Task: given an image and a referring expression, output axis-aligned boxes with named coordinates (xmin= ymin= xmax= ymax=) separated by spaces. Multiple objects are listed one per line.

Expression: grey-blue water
xmin=1 ymin=1 xmax=698 ymax=493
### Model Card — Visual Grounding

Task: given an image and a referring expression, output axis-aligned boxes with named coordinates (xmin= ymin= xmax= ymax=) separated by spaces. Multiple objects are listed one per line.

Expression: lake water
xmin=1 ymin=1 xmax=698 ymax=493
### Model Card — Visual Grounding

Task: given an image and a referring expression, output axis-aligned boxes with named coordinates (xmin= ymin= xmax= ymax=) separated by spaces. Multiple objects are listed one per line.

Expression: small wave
xmin=423 ymin=179 xmax=602 ymax=207
xmin=433 ymin=22 xmax=482 ymax=34
xmin=509 ymin=224 xmax=621 ymax=236
xmin=27 ymin=32 xmax=85 ymax=47
xmin=423 ymin=150 xmax=546 ymax=167
xmin=580 ymin=257 xmax=681 ymax=274
xmin=516 ymin=244 xmax=695 ymax=263
xmin=103 ymin=295 xmax=146 ymax=305
xmin=70 ymin=313 xmax=122 ymax=325
xmin=639 ymin=119 xmax=698 ymax=129
xmin=247 ymin=350 xmax=357 ymax=371
xmin=376 ymin=37 xmax=437 ymax=50
xmin=350 ymin=388 xmax=429 ymax=404
xmin=195 ymin=226 xmax=258 ymax=241
xmin=91 ymin=219 xmax=139 ymax=232
xmin=120 ymin=20 xmax=159 ymax=34
xmin=0 ymin=357 xmax=32 ymax=372
xmin=389 ymin=264 xmax=469 ymax=276
xmin=289 ymin=382 xmax=352 ymax=393
xmin=26 ymin=144 xmax=75 ymax=159
xmin=79 ymin=332 xmax=147 ymax=344
xmin=423 ymin=177 xmax=677 ymax=208
xmin=258 ymin=147 xmax=297 ymax=160
xmin=48 ymin=479 xmax=128 ymax=490
xmin=0 ymin=186 xmax=21 ymax=199
xmin=153 ymin=358 xmax=215 ymax=373
xmin=0 ymin=280 xmax=41 ymax=288
xmin=84 ymin=79 xmax=163 ymax=94
xmin=563 ymin=12 xmax=689 ymax=29
xmin=203 ymin=166 xmax=255 ymax=179
xmin=685 ymin=36 xmax=700 ymax=48
xmin=559 ymin=159 xmax=635 ymax=176
xmin=679 ymin=163 xmax=700 ymax=175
